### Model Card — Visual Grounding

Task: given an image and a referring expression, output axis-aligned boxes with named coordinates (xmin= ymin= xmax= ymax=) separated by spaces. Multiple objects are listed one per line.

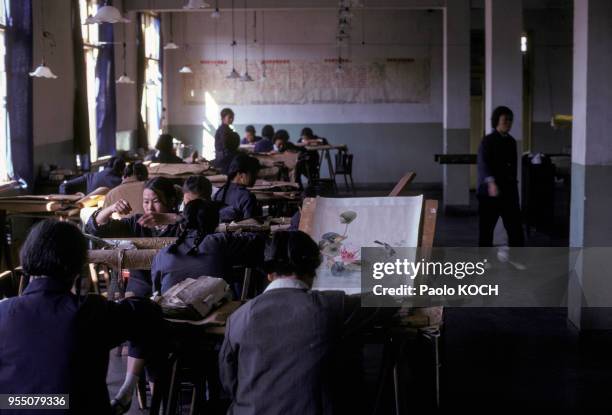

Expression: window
xmin=141 ymin=13 xmax=162 ymax=149
xmin=80 ymin=0 xmax=99 ymax=161
xmin=0 ymin=0 xmax=9 ymax=181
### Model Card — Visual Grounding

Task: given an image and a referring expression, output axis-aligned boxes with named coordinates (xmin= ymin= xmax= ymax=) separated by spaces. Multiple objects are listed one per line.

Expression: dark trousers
xmin=478 ymin=194 xmax=524 ymax=247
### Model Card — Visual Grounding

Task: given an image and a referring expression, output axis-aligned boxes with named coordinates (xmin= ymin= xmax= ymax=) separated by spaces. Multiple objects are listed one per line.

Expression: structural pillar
xmin=442 ymin=0 xmax=471 ymax=208
xmin=485 ymin=0 xmax=523 ymax=141
xmin=568 ymin=0 xmax=612 ymax=330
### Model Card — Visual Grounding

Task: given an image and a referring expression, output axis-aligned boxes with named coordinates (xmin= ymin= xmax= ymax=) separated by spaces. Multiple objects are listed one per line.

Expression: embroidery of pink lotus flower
xmin=339 ymin=247 xmax=359 ymax=264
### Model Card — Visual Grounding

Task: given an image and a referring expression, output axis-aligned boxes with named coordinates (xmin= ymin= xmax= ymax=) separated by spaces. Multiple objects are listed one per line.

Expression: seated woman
xmin=151 ymin=198 xmax=265 ymax=294
xmin=103 ymin=162 xmax=149 ymax=217
xmin=85 ymin=177 xmax=182 ymax=297
xmin=182 ymin=174 xmax=213 ymax=204
xmin=147 ymin=133 xmax=185 ymax=164
xmin=59 ymin=156 xmax=125 ymax=194
xmin=212 ymin=154 xmax=262 ymax=223
xmin=113 ymin=200 xmax=265 ymax=411
xmin=0 ymin=219 xmax=165 ymax=414
xmin=272 ymin=129 xmax=301 ymax=153
xmin=254 ymin=124 xmax=275 ymax=153
xmin=273 ymin=129 xmax=313 ymax=188
xmin=241 ymin=125 xmax=262 ymax=145
xmin=219 ymin=231 xmax=395 ymax=415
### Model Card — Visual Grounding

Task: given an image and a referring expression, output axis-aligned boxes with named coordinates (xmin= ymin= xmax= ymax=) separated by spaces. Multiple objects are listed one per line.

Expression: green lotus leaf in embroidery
xmin=339 ymin=211 xmax=357 ymax=224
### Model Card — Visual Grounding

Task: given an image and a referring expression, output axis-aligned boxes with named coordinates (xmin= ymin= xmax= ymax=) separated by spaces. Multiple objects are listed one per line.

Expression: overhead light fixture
xmin=164 ymin=13 xmax=180 ymax=50
xmin=521 ymin=34 xmax=528 ymax=53
xmin=226 ymin=68 xmax=240 ymax=79
xmin=211 ymin=0 xmax=220 ymax=18
xmin=240 ymin=71 xmax=254 ymax=82
xmin=116 ymin=42 xmax=133 ymax=84
xmin=184 ymin=0 xmax=211 ymax=9
xmin=179 ymin=65 xmax=194 ymax=74
xmin=84 ymin=5 xmax=129 ymax=24
xmin=116 ymin=74 xmax=134 ymax=84
xmin=227 ymin=0 xmax=240 ymax=79
xmin=239 ymin=0 xmax=254 ymax=82
xmin=31 ymin=1 xmax=57 ymax=79
xmin=30 ymin=60 xmax=58 ymax=79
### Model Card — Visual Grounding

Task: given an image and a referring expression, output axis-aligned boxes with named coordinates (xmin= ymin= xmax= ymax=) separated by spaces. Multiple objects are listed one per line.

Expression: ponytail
xmin=168 ymin=199 xmax=220 ymax=256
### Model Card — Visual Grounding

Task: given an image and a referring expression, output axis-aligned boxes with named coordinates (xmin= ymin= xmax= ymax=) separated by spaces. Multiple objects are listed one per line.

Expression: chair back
xmin=335 ymin=151 xmax=353 ymax=175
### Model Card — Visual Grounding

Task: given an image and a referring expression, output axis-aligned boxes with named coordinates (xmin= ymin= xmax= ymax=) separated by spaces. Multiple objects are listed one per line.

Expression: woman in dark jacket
xmin=0 ymin=219 xmax=165 ymax=415
xmin=59 ymin=156 xmax=125 ymax=194
xmin=151 ymin=199 xmax=265 ymax=294
xmin=212 ymin=154 xmax=262 ymax=223
xmin=147 ymin=134 xmax=185 ymax=164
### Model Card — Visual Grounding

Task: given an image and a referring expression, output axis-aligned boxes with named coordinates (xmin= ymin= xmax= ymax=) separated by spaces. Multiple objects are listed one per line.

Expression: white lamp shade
xmin=179 ymin=65 xmax=193 ymax=74
xmin=29 ymin=64 xmax=58 ymax=79
xmin=116 ymin=74 xmax=135 ymax=84
xmin=240 ymin=71 xmax=254 ymax=82
xmin=163 ymin=42 xmax=180 ymax=50
xmin=211 ymin=9 xmax=221 ymax=18
xmin=84 ymin=6 xmax=130 ymax=24
xmin=184 ymin=0 xmax=211 ymax=9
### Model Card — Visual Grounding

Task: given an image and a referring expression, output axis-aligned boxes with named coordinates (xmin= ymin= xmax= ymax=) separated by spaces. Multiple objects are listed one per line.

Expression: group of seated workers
xmin=0 ymin=208 xmax=393 ymax=414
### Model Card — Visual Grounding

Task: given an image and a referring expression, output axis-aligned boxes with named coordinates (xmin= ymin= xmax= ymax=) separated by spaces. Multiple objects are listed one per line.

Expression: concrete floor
xmin=106 ymin=187 xmax=612 ymax=413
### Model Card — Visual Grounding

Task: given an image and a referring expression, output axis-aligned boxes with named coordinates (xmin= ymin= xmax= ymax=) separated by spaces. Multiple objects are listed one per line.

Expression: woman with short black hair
xmin=0 ymin=219 xmax=164 ymax=414
xmin=213 ymin=154 xmax=262 ymax=223
xmin=220 ymin=230 xmax=395 ymax=415
xmin=182 ymin=174 xmax=213 ymax=204
xmin=255 ymin=124 xmax=275 ymax=153
xmin=148 ymin=134 xmax=185 ymax=164
xmin=59 ymin=155 xmax=126 ymax=194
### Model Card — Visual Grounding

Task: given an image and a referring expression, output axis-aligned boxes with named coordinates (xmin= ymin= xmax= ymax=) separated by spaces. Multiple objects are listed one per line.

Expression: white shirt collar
xmin=264 ymin=278 xmax=309 ymax=292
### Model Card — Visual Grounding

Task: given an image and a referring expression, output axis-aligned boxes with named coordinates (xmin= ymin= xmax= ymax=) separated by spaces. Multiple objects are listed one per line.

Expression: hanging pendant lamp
xmin=85 ymin=4 xmax=129 ymax=24
xmin=31 ymin=1 xmax=57 ymax=79
xmin=240 ymin=1 xmax=254 ymax=82
xmin=164 ymin=13 xmax=180 ymax=50
xmin=227 ymin=0 xmax=240 ymax=79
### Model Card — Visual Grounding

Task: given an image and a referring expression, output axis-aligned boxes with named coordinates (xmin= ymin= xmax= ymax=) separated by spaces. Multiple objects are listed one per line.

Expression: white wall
xmin=165 ymin=9 xmax=443 ymax=126
xmin=163 ymin=9 xmax=444 ymax=184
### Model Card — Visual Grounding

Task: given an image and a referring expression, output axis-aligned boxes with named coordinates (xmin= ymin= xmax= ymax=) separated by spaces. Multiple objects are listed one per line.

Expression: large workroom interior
xmin=0 ymin=0 xmax=610 ymax=413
